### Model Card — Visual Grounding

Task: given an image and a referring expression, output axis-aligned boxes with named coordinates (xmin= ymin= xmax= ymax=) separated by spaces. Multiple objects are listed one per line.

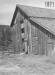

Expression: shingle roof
xmin=11 ymin=4 xmax=55 ymax=35
xmin=17 ymin=4 xmax=55 ymax=18
xmin=17 ymin=4 xmax=55 ymax=35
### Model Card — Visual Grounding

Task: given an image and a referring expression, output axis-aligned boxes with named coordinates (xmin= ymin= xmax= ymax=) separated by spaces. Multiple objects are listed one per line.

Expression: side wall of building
xmin=30 ymin=21 xmax=54 ymax=56
xmin=11 ymin=10 xmax=24 ymax=53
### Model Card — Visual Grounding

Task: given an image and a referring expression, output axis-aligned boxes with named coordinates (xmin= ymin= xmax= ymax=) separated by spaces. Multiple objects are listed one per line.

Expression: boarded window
xmin=22 ymin=38 xmax=24 ymax=42
xmin=21 ymin=28 xmax=24 ymax=33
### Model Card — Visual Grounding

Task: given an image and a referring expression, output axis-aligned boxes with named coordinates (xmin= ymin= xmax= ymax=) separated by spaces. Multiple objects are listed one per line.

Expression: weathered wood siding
xmin=28 ymin=20 xmax=54 ymax=56
xmin=31 ymin=25 xmax=38 ymax=54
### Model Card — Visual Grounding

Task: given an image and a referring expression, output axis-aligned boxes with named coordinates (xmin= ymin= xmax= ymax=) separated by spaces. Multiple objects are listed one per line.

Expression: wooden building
xmin=10 ymin=4 xmax=55 ymax=56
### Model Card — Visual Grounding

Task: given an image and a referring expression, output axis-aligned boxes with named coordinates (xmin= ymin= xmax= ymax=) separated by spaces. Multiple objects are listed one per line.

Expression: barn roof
xmin=11 ymin=4 xmax=55 ymax=35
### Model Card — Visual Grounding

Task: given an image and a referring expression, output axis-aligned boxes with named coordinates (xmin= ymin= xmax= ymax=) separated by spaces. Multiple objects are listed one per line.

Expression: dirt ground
xmin=0 ymin=54 xmax=55 ymax=75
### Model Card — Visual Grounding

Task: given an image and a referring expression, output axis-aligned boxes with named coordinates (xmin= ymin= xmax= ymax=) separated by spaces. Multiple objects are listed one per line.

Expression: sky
xmin=0 ymin=0 xmax=55 ymax=25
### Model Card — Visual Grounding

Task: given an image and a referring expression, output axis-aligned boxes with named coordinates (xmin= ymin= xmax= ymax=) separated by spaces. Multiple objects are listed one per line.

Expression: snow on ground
xmin=0 ymin=54 xmax=55 ymax=75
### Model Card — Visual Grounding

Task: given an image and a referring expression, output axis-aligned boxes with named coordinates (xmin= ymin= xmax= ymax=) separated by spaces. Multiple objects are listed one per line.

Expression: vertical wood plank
xmin=24 ymin=19 xmax=28 ymax=53
xmin=27 ymin=21 xmax=32 ymax=54
xmin=31 ymin=24 xmax=39 ymax=54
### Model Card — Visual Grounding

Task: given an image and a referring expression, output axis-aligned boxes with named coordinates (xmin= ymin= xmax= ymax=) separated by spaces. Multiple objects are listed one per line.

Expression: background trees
xmin=0 ymin=27 xmax=12 ymax=53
